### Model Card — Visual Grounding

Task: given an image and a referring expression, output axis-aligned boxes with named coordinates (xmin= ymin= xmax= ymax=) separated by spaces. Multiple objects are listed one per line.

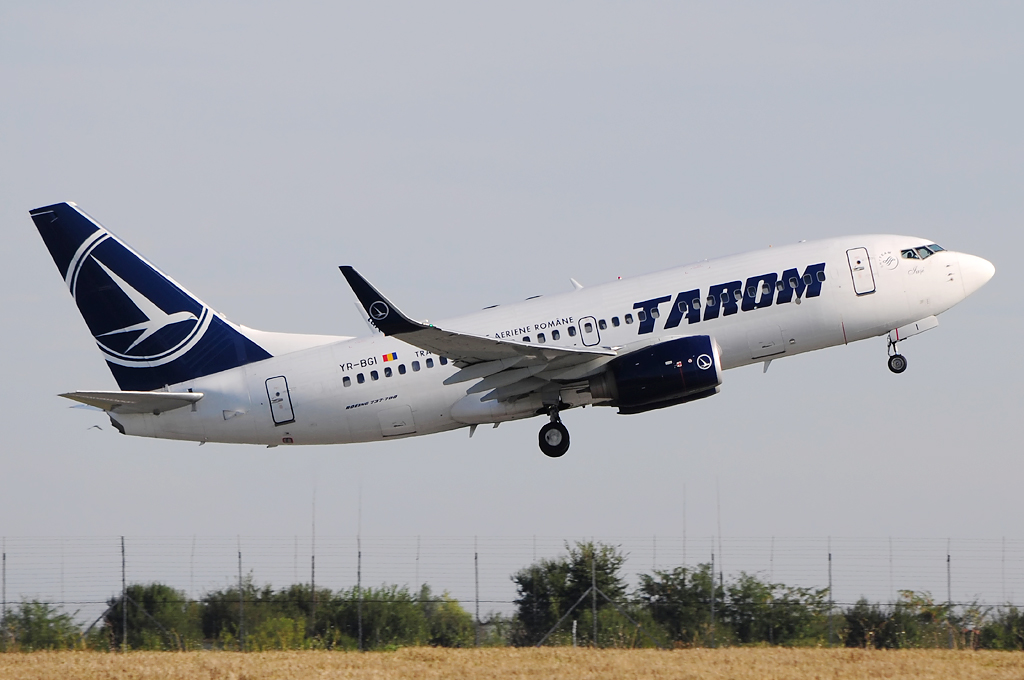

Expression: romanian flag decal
xmin=382 ymin=352 xmax=398 ymax=362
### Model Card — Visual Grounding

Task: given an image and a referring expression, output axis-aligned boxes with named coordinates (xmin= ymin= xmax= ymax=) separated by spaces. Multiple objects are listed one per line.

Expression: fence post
xmin=474 ymin=537 xmax=480 ymax=647
xmin=357 ymin=535 xmax=363 ymax=651
xmin=2 ymin=538 xmax=6 ymax=648
xmin=238 ymin=540 xmax=244 ymax=652
xmin=710 ymin=551 xmax=715 ymax=649
xmin=121 ymin=536 xmax=127 ymax=653
xmin=591 ymin=549 xmax=597 ymax=647
xmin=947 ymin=541 xmax=953 ymax=649
xmin=828 ymin=539 xmax=833 ymax=647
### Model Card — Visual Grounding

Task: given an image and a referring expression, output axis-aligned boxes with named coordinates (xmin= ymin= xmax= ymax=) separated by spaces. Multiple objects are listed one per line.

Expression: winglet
xmin=339 ymin=266 xmax=424 ymax=336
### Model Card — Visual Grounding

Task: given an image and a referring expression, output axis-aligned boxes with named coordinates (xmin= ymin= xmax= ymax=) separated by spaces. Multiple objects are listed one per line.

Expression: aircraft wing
xmin=60 ymin=390 xmax=203 ymax=414
xmin=340 ymin=266 xmax=616 ymax=401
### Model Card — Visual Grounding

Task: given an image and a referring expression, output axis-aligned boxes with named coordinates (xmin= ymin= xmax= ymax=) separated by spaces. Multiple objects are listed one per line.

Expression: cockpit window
xmin=903 ymin=244 xmax=945 ymax=260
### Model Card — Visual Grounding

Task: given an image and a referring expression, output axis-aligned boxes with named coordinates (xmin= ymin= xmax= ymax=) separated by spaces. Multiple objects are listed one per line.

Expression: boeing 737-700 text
xmin=31 ymin=202 xmax=994 ymax=457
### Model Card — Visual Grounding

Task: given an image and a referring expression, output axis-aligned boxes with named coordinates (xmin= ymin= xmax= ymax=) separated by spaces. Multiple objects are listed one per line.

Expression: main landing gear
xmin=887 ymin=338 xmax=908 ymax=374
xmin=539 ymin=407 xmax=570 ymax=458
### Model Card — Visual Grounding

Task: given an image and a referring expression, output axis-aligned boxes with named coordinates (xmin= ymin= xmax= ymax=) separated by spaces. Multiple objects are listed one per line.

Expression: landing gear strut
xmin=887 ymin=338 xmax=908 ymax=374
xmin=538 ymin=407 xmax=570 ymax=458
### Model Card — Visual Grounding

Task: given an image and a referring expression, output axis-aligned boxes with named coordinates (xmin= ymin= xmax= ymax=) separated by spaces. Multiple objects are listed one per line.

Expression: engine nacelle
xmin=589 ymin=335 xmax=723 ymax=414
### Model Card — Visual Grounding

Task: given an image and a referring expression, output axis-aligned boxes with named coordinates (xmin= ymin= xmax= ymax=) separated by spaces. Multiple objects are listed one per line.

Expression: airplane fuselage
xmin=110 ymin=234 xmax=987 ymax=447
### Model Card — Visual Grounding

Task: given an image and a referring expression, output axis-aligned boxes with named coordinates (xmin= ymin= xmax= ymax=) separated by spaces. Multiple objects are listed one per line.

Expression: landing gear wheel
xmin=539 ymin=422 xmax=570 ymax=458
xmin=888 ymin=354 xmax=907 ymax=374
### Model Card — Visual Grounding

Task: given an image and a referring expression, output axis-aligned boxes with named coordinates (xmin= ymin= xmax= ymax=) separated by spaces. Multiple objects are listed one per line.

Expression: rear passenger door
xmin=265 ymin=376 xmax=295 ymax=425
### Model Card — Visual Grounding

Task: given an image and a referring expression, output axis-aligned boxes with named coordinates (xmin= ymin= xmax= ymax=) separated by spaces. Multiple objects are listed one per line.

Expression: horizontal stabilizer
xmin=60 ymin=390 xmax=203 ymax=414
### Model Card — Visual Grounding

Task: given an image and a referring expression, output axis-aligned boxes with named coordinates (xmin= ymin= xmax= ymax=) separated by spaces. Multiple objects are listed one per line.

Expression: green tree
xmin=636 ymin=563 xmax=720 ymax=646
xmin=418 ymin=585 xmax=475 ymax=647
xmin=107 ymin=583 xmax=202 ymax=650
xmin=724 ymin=573 xmax=829 ymax=645
xmin=511 ymin=541 xmax=627 ymax=646
xmin=323 ymin=584 xmax=428 ymax=650
xmin=5 ymin=601 xmax=81 ymax=650
xmin=247 ymin=616 xmax=306 ymax=650
xmin=200 ymin=576 xmax=282 ymax=649
xmin=979 ymin=607 xmax=1024 ymax=650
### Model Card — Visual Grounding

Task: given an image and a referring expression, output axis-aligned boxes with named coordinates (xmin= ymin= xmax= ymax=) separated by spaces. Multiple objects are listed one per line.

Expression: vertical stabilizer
xmin=30 ymin=202 xmax=272 ymax=391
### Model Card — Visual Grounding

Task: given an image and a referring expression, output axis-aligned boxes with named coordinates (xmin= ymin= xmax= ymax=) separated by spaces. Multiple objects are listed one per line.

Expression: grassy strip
xmin=2 ymin=648 xmax=1024 ymax=680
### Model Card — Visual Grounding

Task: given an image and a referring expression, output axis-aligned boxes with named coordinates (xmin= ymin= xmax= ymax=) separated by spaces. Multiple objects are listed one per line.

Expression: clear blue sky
xmin=1 ymin=3 xmax=1019 ymax=549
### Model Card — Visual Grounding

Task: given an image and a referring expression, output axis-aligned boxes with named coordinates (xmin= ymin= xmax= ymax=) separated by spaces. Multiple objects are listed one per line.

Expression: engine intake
xmin=589 ymin=335 xmax=723 ymax=414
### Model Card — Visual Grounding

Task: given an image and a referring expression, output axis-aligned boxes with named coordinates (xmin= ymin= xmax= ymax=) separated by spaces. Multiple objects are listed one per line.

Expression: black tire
xmin=888 ymin=354 xmax=908 ymax=374
xmin=539 ymin=422 xmax=570 ymax=458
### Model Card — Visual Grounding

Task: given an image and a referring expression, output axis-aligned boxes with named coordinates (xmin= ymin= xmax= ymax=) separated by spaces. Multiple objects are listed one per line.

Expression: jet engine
xmin=588 ymin=335 xmax=723 ymax=414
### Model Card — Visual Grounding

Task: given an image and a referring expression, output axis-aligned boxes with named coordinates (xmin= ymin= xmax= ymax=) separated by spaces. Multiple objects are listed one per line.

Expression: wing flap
xmin=60 ymin=390 xmax=203 ymax=414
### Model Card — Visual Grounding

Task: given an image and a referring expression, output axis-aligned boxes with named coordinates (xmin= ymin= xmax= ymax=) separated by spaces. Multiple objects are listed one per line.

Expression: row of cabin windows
xmin=342 ymin=356 xmax=448 ymax=387
xmin=519 ymin=271 xmax=828 ymax=342
xmin=523 ymin=327 xmax=576 ymax=343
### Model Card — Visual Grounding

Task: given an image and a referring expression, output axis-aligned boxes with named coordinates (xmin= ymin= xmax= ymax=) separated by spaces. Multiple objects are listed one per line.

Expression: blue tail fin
xmin=30 ymin=202 xmax=272 ymax=391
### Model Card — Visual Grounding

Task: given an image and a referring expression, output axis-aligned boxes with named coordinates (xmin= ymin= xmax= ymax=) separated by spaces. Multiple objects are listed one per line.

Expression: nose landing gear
xmin=538 ymin=407 xmax=570 ymax=458
xmin=887 ymin=338 xmax=908 ymax=374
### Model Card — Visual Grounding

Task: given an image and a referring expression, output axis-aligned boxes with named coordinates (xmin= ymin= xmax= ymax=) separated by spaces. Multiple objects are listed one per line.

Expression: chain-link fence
xmin=2 ymin=535 xmax=1022 ymax=650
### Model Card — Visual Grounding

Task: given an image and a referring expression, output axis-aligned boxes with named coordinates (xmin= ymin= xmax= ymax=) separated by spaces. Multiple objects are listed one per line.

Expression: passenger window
xmin=426 ymin=358 xmax=434 ymax=368
xmin=523 ymin=336 xmax=531 ymax=343
xmin=370 ymin=370 xmax=379 ymax=381
xmin=537 ymin=332 xmax=546 ymax=343
xmin=802 ymin=274 xmax=813 ymax=285
xmin=440 ymin=357 xmax=448 ymax=365
xmin=720 ymin=292 xmax=729 ymax=304
xmin=816 ymin=270 xmax=826 ymax=282
xmin=761 ymin=282 xmax=771 ymax=295
xmin=552 ymin=329 xmax=560 ymax=340
xmin=398 ymin=364 xmax=407 ymax=375
xmin=636 ymin=310 xmax=647 ymax=322
xmin=650 ymin=307 xmax=660 ymax=319
xmin=625 ymin=314 xmax=634 ymax=324
xmin=789 ymin=277 xmax=798 ymax=289
xmin=678 ymin=301 xmax=687 ymax=313
xmin=612 ymin=317 xmax=620 ymax=327
xmin=343 ymin=376 xmax=351 ymax=387
xmin=384 ymin=366 xmax=393 ymax=378
xmin=776 ymin=281 xmax=784 ymax=292
xmin=584 ymin=322 xmax=594 ymax=332
xmin=568 ymin=326 xmax=577 ymax=336
xmin=691 ymin=298 xmax=701 ymax=309
xmin=707 ymin=295 xmax=716 ymax=307
xmin=747 ymin=286 xmax=756 ymax=298
xmin=598 ymin=319 xmax=607 ymax=330
xmin=733 ymin=289 xmax=742 ymax=301
xmin=901 ymin=249 xmax=919 ymax=259
xmin=412 ymin=361 xmax=420 ymax=372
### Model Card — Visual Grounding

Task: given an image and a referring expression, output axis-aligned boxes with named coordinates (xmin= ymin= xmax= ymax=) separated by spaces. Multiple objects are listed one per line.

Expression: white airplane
xmin=31 ymin=202 xmax=994 ymax=457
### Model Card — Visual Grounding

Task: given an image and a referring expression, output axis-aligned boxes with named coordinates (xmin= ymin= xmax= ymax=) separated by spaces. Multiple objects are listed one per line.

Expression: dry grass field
xmin=3 ymin=648 xmax=1024 ymax=680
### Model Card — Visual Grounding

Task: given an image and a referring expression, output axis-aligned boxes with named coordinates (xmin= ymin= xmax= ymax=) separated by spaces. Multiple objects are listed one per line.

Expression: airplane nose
xmin=958 ymin=253 xmax=995 ymax=297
